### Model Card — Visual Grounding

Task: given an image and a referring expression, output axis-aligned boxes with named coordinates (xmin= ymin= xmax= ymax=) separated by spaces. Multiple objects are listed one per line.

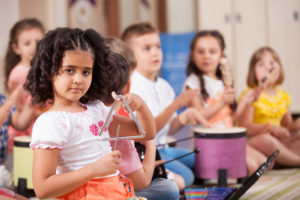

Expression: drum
xmin=194 ymin=127 xmax=247 ymax=180
xmin=13 ymin=136 xmax=33 ymax=191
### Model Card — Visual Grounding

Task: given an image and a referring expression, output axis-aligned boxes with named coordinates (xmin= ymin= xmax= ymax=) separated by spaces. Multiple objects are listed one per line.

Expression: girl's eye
xmin=144 ymin=47 xmax=150 ymax=51
xmin=258 ymin=62 xmax=264 ymax=67
xmin=156 ymin=45 xmax=161 ymax=49
xmin=65 ymin=69 xmax=74 ymax=74
xmin=197 ymin=49 xmax=204 ymax=54
xmin=83 ymin=70 xmax=91 ymax=76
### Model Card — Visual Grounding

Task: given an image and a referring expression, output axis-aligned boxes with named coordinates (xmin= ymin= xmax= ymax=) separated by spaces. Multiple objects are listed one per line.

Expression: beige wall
xmin=0 ymin=0 xmax=19 ymax=94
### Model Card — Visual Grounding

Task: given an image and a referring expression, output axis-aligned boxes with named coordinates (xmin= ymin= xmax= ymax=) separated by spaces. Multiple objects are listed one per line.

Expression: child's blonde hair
xmin=247 ymin=46 xmax=284 ymax=88
xmin=104 ymin=37 xmax=137 ymax=71
xmin=121 ymin=22 xmax=157 ymax=44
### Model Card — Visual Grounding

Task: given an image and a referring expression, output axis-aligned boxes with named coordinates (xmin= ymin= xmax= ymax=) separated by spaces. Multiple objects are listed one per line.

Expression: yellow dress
xmin=239 ymin=87 xmax=290 ymax=126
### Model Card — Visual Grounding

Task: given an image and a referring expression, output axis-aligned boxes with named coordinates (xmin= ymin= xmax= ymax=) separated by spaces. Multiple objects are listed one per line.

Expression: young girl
xmin=183 ymin=30 xmax=266 ymax=174
xmin=4 ymin=18 xmax=45 ymax=152
xmin=238 ymin=46 xmax=300 ymax=167
xmin=24 ymin=27 xmax=156 ymax=199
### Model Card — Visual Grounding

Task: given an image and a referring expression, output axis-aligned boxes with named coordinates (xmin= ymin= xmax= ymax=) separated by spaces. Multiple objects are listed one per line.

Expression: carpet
xmin=241 ymin=168 xmax=300 ymax=200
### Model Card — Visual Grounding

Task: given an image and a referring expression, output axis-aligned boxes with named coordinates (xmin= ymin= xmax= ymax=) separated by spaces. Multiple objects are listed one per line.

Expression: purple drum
xmin=194 ymin=127 xmax=247 ymax=180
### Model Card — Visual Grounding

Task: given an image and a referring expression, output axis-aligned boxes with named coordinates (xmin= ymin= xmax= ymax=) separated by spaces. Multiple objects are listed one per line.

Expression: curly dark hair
xmin=24 ymin=27 xmax=129 ymax=105
xmin=186 ymin=30 xmax=225 ymax=101
xmin=4 ymin=18 xmax=44 ymax=91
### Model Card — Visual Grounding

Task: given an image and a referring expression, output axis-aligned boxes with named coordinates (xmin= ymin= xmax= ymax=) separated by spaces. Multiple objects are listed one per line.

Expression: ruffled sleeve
xmin=183 ymin=73 xmax=201 ymax=91
xmin=30 ymin=112 xmax=71 ymax=149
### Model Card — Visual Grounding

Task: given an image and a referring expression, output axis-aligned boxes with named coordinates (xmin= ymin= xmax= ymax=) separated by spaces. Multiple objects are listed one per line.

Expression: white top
xmin=130 ymin=71 xmax=176 ymax=145
xmin=183 ymin=73 xmax=225 ymax=103
xmin=183 ymin=73 xmax=232 ymax=128
xmin=30 ymin=100 xmax=118 ymax=178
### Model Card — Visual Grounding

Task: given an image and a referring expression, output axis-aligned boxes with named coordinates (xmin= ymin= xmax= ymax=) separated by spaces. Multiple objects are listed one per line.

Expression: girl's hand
xmin=92 ymin=150 xmax=121 ymax=177
xmin=174 ymin=89 xmax=199 ymax=109
xmin=242 ymin=88 xmax=261 ymax=105
xmin=179 ymin=108 xmax=210 ymax=127
xmin=269 ymin=125 xmax=290 ymax=141
xmin=6 ymin=84 xmax=23 ymax=110
xmin=112 ymin=92 xmax=143 ymax=112
xmin=122 ymin=93 xmax=143 ymax=112
xmin=221 ymin=86 xmax=235 ymax=105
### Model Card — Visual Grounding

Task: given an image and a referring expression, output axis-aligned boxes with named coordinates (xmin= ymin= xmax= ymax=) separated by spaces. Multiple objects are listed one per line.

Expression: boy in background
xmin=122 ymin=22 xmax=210 ymax=190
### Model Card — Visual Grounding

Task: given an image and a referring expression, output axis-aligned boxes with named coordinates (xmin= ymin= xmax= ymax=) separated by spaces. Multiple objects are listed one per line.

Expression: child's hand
xmin=269 ymin=125 xmax=290 ymax=141
xmin=175 ymin=89 xmax=199 ymax=109
xmin=92 ymin=150 xmax=121 ymax=177
xmin=242 ymin=88 xmax=261 ymax=105
xmin=220 ymin=57 xmax=233 ymax=87
xmin=6 ymin=85 xmax=23 ymax=110
xmin=221 ymin=86 xmax=235 ymax=105
xmin=112 ymin=92 xmax=143 ymax=112
xmin=179 ymin=108 xmax=210 ymax=127
xmin=123 ymin=93 xmax=143 ymax=112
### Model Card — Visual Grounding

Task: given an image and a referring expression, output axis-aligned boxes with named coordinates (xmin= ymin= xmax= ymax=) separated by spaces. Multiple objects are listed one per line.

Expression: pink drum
xmin=194 ymin=127 xmax=247 ymax=180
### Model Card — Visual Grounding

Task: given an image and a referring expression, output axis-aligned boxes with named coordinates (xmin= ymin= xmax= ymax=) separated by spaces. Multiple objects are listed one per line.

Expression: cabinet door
xmin=234 ymin=0 xmax=267 ymax=97
xmin=268 ymin=0 xmax=300 ymax=113
xmin=197 ymin=0 xmax=233 ymax=64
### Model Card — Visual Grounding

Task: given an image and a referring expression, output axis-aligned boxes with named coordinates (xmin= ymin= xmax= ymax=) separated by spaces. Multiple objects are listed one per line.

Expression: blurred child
xmin=24 ymin=27 xmax=156 ymax=199
xmin=122 ymin=22 xmax=210 ymax=189
xmin=0 ymin=86 xmax=36 ymax=164
xmin=238 ymin=46 xmax=300 ymax=167
xmin=105 ymin=37 xmax=179 ymax=199
xmin=183 ymin=30 xmax=266 ymax=175
xmin=4 ymin=18 xmax=44 ymax=152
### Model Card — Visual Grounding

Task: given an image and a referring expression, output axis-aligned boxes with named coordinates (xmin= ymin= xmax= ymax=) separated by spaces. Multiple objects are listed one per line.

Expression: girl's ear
xmin=12 ymin=43 xmax=21 ymax=55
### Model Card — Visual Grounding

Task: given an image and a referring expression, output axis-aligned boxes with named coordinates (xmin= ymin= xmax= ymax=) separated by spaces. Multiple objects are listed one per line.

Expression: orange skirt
xmin=57 ymin=175 xmax=136 ymax=200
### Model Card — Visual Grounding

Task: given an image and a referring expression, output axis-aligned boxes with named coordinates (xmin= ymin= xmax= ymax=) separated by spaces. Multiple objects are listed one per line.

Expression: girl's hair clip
xmin=99 ymin=94 xmax=146 ymax=141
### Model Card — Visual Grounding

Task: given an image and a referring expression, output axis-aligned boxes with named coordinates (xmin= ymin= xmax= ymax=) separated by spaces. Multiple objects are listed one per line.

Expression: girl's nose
xmin=203 ymin=51 xmax=210 ymax=58
xmin=73 ymin=73 xmax=82 ymax=84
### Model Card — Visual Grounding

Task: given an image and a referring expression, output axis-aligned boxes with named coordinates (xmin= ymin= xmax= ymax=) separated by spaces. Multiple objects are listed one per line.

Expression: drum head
xmin=14 ymin=136 xmax=31 ymax=147
xmin=194 ymin=127 xmax=246 ymax=138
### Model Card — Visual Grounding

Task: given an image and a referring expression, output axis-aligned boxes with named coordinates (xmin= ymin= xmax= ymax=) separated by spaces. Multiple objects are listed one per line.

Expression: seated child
xmin=104 ymin=36 xmax=179 ymax=200
xmin=238 ymin=46 xmax=300 ymax=167
xmin=122 ymin=22 xmax=210 ymax=190
xmin=183 ymin=30 xmax=266 ymax=175
xmin=24 ymin=27 xmax=156 ymax=199
xmin=1 ymin=86 xmax=37 ymax=165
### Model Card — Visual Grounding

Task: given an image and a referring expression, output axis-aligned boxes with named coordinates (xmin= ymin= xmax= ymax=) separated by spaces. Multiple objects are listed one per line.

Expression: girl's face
xmin=52 ymin=49 xmax=94 ymax=106
xmin=192 ymin=36 xmax=223 ymax=78
xmin=254 ymin=51 xmax=280 ymax=87
xmin=13 ymin=27 xmax=44 ymax=66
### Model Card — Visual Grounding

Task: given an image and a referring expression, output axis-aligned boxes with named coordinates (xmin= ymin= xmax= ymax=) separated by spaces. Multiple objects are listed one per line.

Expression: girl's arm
xmin=237 ymin=104 xmax=268 ymax=136
xmin=125 ymin=140 xmax=156 ymax=190
xmin=32 ymin=148 xmax=121 ymax=199
xmin=233 ymin=88 xmax=260 ymax=121
xmin=281 ymin=110 xmax=300 ymax=132
xmin=187 ymin=86 xmax=235 ymax=120
xmin=168 ymin=107 xmax=210 ymax=134
xmin=154 ymin=89 xmax=198 ymax=132
xmin=0 ymin=85 xmax=23 ymax=126
xmin=0 ymin=98 xmax=13 ymax=127
xmin=11 ymin=96 xmax=38 ymax=130
xmin=109 ymin=93 xmax=156 ymax=141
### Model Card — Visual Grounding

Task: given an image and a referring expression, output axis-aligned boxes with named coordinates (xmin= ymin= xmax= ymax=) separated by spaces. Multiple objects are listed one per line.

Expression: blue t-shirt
xmin=0 ymin=94 xmax=15 ymax=163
